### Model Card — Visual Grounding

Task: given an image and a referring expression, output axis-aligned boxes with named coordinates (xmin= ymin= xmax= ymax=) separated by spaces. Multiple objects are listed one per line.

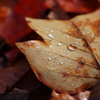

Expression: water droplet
xmin=68 ymin=26 xmax=70 ymax=28
xmin=53 ymin=55 xmax=57 ymax=59
xmin=48 ymin=57 xmax=51 ymax=61
xmin=44 ymin=27 xmax=47 ymax=30
xmin=87 ymin=31 xmax=90 ymax=34
xmin=71 ymin=83 xmax=74 ymax=86
xmin=59 ymin=62 xmax=63 ymax=65
xmin=49 ymin=30 xmax=54 ymax=33
xmin=69 ymin=63 xmax=72 ymax=66
xmin=74 ymin=41 xmax=78 ymax=45
xmin=48 ymin=34 xmax=55 ymax=39
xmin=57 ymin=43 xmax=62 ymax=46
xmin=50 ymin=45 xmax=52 ymax=48
xmin=36 ymin=46 xmax=40 ymax=49
xmin=67 ymin=45 xmax=76 ymax=51
xmin=67 ymin=36 xmax=70 ymax=39
xmin=85 ymin=27 xmax=88 ymax=30
xmin=42 ymin=57 xmax=46 ymax=60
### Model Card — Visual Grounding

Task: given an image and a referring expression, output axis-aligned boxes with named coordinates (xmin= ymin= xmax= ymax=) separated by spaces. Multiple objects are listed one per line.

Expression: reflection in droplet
xmin=48 ymin=34 xmax=55 ymax=39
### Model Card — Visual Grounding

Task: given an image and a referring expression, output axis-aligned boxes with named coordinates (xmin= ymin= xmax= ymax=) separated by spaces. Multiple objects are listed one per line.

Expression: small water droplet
xmin=42 ymin=57 xmax=46 ymax=60
xmin=67 ymin=36 xmax=70 ymax=39
xmin=53 ymin=55 xmax=57 ymax=59
xmin=87 ymin=31 xmax=90 ymax=34
xmin=74 ymin=41 xmax=78 ymax=45
xmin=49 ymin=30 xmax=54 ymax=33
xmin=68 ymin=26 xmax=70 ymax=28
xmin=69 ymin=63 xmax=72 ymax=66
xmin=67 ymin=45 xmax=76 ymax=51
xmin=71 ymin=83 xmax=74 ymax=86
xmin=66 ymin=54 xmax=68 ymax=57
xmin=59 ymin=62 xmax=63 ymax=65
xmin=57 ymin=43 xmax=62 ymax=46
xmin=48 ymin=34 xmax=55 ymax=39
xmin=44 ymin=27 xmax=47 ymax=30
xmin=36 ymin=46 xmax=40 ymax=49
xmin=48 ymin=57 xmax=51 ymax=61
xmin=50 ymin=45 xmax=52 ymax=48
xmin=85 ymin=27 xmax=88 ymax=30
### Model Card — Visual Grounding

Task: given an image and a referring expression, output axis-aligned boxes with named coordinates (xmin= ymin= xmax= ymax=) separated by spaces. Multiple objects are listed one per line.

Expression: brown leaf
xmin=0 ymin=58 xmax=30 ymax=94
xmin=25 ymin=18 xmax=98 ymax=67
xmin=13 ymin=69 xmax=42 ymax=92
xmin=47 ymin=0 xmax=70 ymax=20
xmin=0 ymin=88 xmax=30 ymax=100
xmin=71 ymin=9 xmax=100 ymax=65
xmin=5 ymin=47 xmax=20 ymax=62
xmin=89 ymin=79 xmax=100 ymax=100
xmin=16 ymin=16 xmax=100 ymax=94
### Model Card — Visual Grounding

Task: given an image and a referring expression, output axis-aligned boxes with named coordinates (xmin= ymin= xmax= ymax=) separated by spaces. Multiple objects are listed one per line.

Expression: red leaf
xmin=14 ymin=0 xmax=46 ymax=18
xmin=45 ymin=0 xmax=100 ymax=13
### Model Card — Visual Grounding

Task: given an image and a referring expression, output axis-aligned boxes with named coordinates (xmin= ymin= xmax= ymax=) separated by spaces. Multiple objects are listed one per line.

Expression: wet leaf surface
xmin=72 ymin=9 xmax=100 ymax=65
xmin=0 ymin=0 xmax=100 ymax=99
xmin=16 ymin=13 xmax=100 ymax=94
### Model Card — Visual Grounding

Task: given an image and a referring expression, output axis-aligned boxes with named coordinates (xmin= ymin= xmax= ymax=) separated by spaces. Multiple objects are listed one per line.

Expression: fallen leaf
xmin=13 ymin=69 xmax=42 ymax=92
xmin=71 ymin=9 xmax=100 ymax=65
xmin=0 ymin=6 xmax=31 ymax=46
xmin=0 ymin=88 xmax=30 ymax=100
xmin=5 ymin=47 xmax=20 ymax=62
xmin=89 ymin=79 xmax=100 ymax=100
xmin=47 ymin=0 xmax=70 ymax=20
xmin=25 ymin=18 xmax=98 ymax=67
xmin=0 ymin=58 xmax=30 ymax=94
xmin=45 ymin=0 xmax=100 ymax=13
xmin=16 ymin=16 xmax=100 ymax=94
xmin=14 ymin=0 xmax=46 ymax=18
xmin=50 ymin=90 xmax=90 ymax=100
